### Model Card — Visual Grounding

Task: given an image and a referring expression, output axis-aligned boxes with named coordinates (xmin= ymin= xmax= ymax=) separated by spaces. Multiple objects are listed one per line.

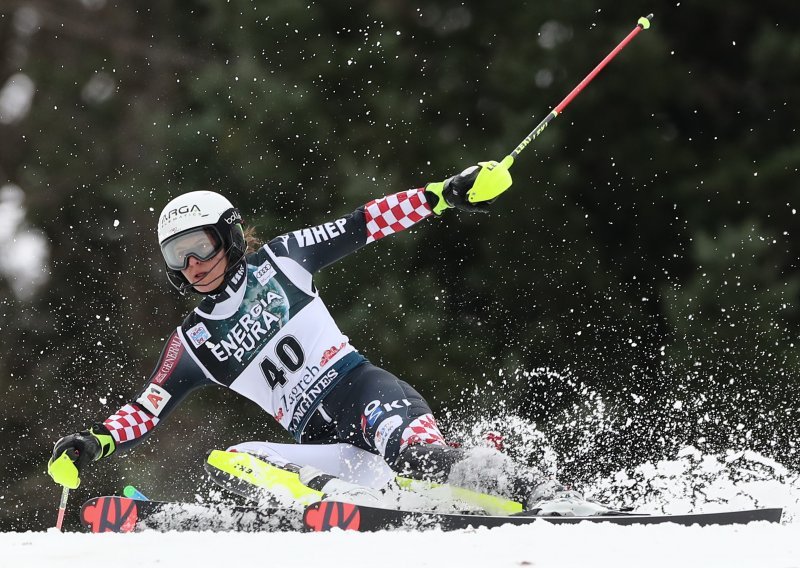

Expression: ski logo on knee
xmin=362 ymin=399 xmax=411 ymax=429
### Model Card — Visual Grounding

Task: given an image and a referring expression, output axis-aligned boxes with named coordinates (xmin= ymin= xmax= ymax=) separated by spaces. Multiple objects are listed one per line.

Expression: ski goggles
xmin=160 ymin=227 xmax=222 ymax=270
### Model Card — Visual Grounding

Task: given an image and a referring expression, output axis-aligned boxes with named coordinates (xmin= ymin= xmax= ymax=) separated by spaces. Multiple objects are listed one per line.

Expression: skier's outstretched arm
xmin=47 ymin=330 xmax=216 ymax=489
xmin=268 ymin=163 xmax=510 ymax=274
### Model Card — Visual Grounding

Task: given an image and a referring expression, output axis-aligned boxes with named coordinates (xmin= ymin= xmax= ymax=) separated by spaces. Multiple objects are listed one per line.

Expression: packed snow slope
xmin=7 ymin=448 xmax=800 ymax=568
xmin=9 ymin=416 xmax=800 ymax=567
xmin=5 ymin=522 xmax=800 ymax=568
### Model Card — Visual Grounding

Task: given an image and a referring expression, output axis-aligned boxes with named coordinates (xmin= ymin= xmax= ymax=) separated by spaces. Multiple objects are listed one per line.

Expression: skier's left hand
xmin=425 ymin=160 xmax=513 ymax=215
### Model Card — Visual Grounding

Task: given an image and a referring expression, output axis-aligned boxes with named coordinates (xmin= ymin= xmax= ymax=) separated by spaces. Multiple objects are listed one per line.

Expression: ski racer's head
xmin=157 ymin=190 xmax=245 ymax=295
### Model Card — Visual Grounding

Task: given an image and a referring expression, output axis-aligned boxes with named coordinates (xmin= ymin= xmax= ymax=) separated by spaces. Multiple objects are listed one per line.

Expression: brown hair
xmin=243 ymin=225 xmax=263 ymax=254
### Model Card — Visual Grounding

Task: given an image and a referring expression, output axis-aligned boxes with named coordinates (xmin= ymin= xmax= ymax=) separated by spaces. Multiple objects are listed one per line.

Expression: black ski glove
xmin=48 ymin=425 xmax=115 ymax=488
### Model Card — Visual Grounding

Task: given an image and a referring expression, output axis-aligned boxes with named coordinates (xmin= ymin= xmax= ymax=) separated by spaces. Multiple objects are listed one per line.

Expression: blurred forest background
xmin=1 ymin=0 xmax=800 ymax=530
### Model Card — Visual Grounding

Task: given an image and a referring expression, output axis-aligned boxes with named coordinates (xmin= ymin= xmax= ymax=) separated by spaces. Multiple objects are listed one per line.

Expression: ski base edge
xmin=303 ymin=501 xmax=784 ymax=532
xmin=79 ymin=496 xmax=783 ymax=533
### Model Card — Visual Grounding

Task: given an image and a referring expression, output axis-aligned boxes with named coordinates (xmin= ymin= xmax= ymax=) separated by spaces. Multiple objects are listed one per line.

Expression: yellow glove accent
xmin=467 ymin=155 xmax=514 ymax=204
xmin=93 ymin=429 xmax=116 ymax=459
xmin=48 ymin=451 xmax=81 ymax=489
xmin=424 ymin=181 xmax=452 ymax=215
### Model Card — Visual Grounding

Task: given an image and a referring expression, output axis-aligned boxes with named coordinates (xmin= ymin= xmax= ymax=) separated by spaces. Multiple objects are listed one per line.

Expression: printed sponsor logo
xmin=286 ymin=365 xmax=328 ymax=408
xmin=254 ymin=260 xmax=277 ymax=286
xmin=159 ymin=204 xmax=204 ymax=228
xmin=233 ymin=462 xmax=254 ymax=476
xmin=362 ymin=401 xmax=384 ymax=430
xmin=229 ymin=263 xmax=246 ymax=286
xmin=207 ymin=292 xmax=285 ymax=363
xmin=288 ymin=368 xmax=339 ymax=432
xmin=187 ymin=323 xmax=211 ymax=347
xmin=292 ymin=218 xmax=348 ymax=247
xmin=374 ymin=415 xmax=403 ymax=456
xmin=274 ymin=407 xmax=284 ymax=423
xmin=362 ymin=398 xmax=411 ymax=430
xmin=152 ymin=333 xmax=183 ymax=385
xmin=319 ymin=342 xmax=346 ymax=367
xmin=224 ymin=209 xmax=242 ymax=225
xmin=136 ymin=384 xmax=172 ymax=417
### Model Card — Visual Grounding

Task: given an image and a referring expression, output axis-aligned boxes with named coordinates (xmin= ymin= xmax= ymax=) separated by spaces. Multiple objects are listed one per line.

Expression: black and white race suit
xmin=101 ymin=188 xmax=447 ymax=467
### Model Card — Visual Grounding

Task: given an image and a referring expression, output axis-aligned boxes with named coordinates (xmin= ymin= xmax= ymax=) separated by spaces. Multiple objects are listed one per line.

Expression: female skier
xmin=47 ymin=162 xmax=595 ymax=513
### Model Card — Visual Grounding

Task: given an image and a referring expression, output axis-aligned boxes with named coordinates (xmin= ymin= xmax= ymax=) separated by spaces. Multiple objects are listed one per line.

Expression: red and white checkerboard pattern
xmin=400 ymin=413 xmax=446 ymax=451
xmin=364 ymin=188 xmax=433 ymax=243
xmin=103 ymin=403 xmax=159 ymax=444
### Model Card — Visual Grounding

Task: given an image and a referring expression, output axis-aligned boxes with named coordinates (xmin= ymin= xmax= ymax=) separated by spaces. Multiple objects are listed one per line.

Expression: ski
xmin=302 ymin=501 xmax=784 ymax=532
xmin=81 ymin=495 xmax=783 ymax=533
xmin=203 ymin=448 xmax=524 ymax=515
xmin=80 ymin=496 xmax=302 ymax=533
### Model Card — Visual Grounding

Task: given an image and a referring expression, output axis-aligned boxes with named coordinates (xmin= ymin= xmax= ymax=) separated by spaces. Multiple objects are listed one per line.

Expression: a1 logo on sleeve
xmin=136 ymin=384 xmax=172 ymax=417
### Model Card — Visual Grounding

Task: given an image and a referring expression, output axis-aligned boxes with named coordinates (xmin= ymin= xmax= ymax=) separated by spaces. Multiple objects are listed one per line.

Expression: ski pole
xmin=510 ymin=14 xmax=653 ymax=160
xmin=55 ymin=485 xmax=70 ymax=531
xmin=468 ymin=14 xmax=653 ymax=204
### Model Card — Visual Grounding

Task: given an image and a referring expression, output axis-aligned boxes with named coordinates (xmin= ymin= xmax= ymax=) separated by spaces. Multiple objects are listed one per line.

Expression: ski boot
xmin=526 ymin=480 xmax=611 ymax=517
xmin=298 ymin=466 xmax=388 ymax=507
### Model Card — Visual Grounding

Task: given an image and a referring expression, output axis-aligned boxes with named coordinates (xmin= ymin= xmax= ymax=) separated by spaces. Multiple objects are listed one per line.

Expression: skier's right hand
xmin=48 ymin=426 xmax=115 ymax=489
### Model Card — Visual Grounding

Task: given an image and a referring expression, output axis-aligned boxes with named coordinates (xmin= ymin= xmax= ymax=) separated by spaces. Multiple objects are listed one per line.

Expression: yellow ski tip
xmin=206 ymin=449 xmax=323 ymax=505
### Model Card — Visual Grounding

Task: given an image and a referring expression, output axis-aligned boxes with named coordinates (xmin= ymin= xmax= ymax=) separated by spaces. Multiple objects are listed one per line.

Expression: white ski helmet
xmin=157 ymin=190 xmax=245 ymax=294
